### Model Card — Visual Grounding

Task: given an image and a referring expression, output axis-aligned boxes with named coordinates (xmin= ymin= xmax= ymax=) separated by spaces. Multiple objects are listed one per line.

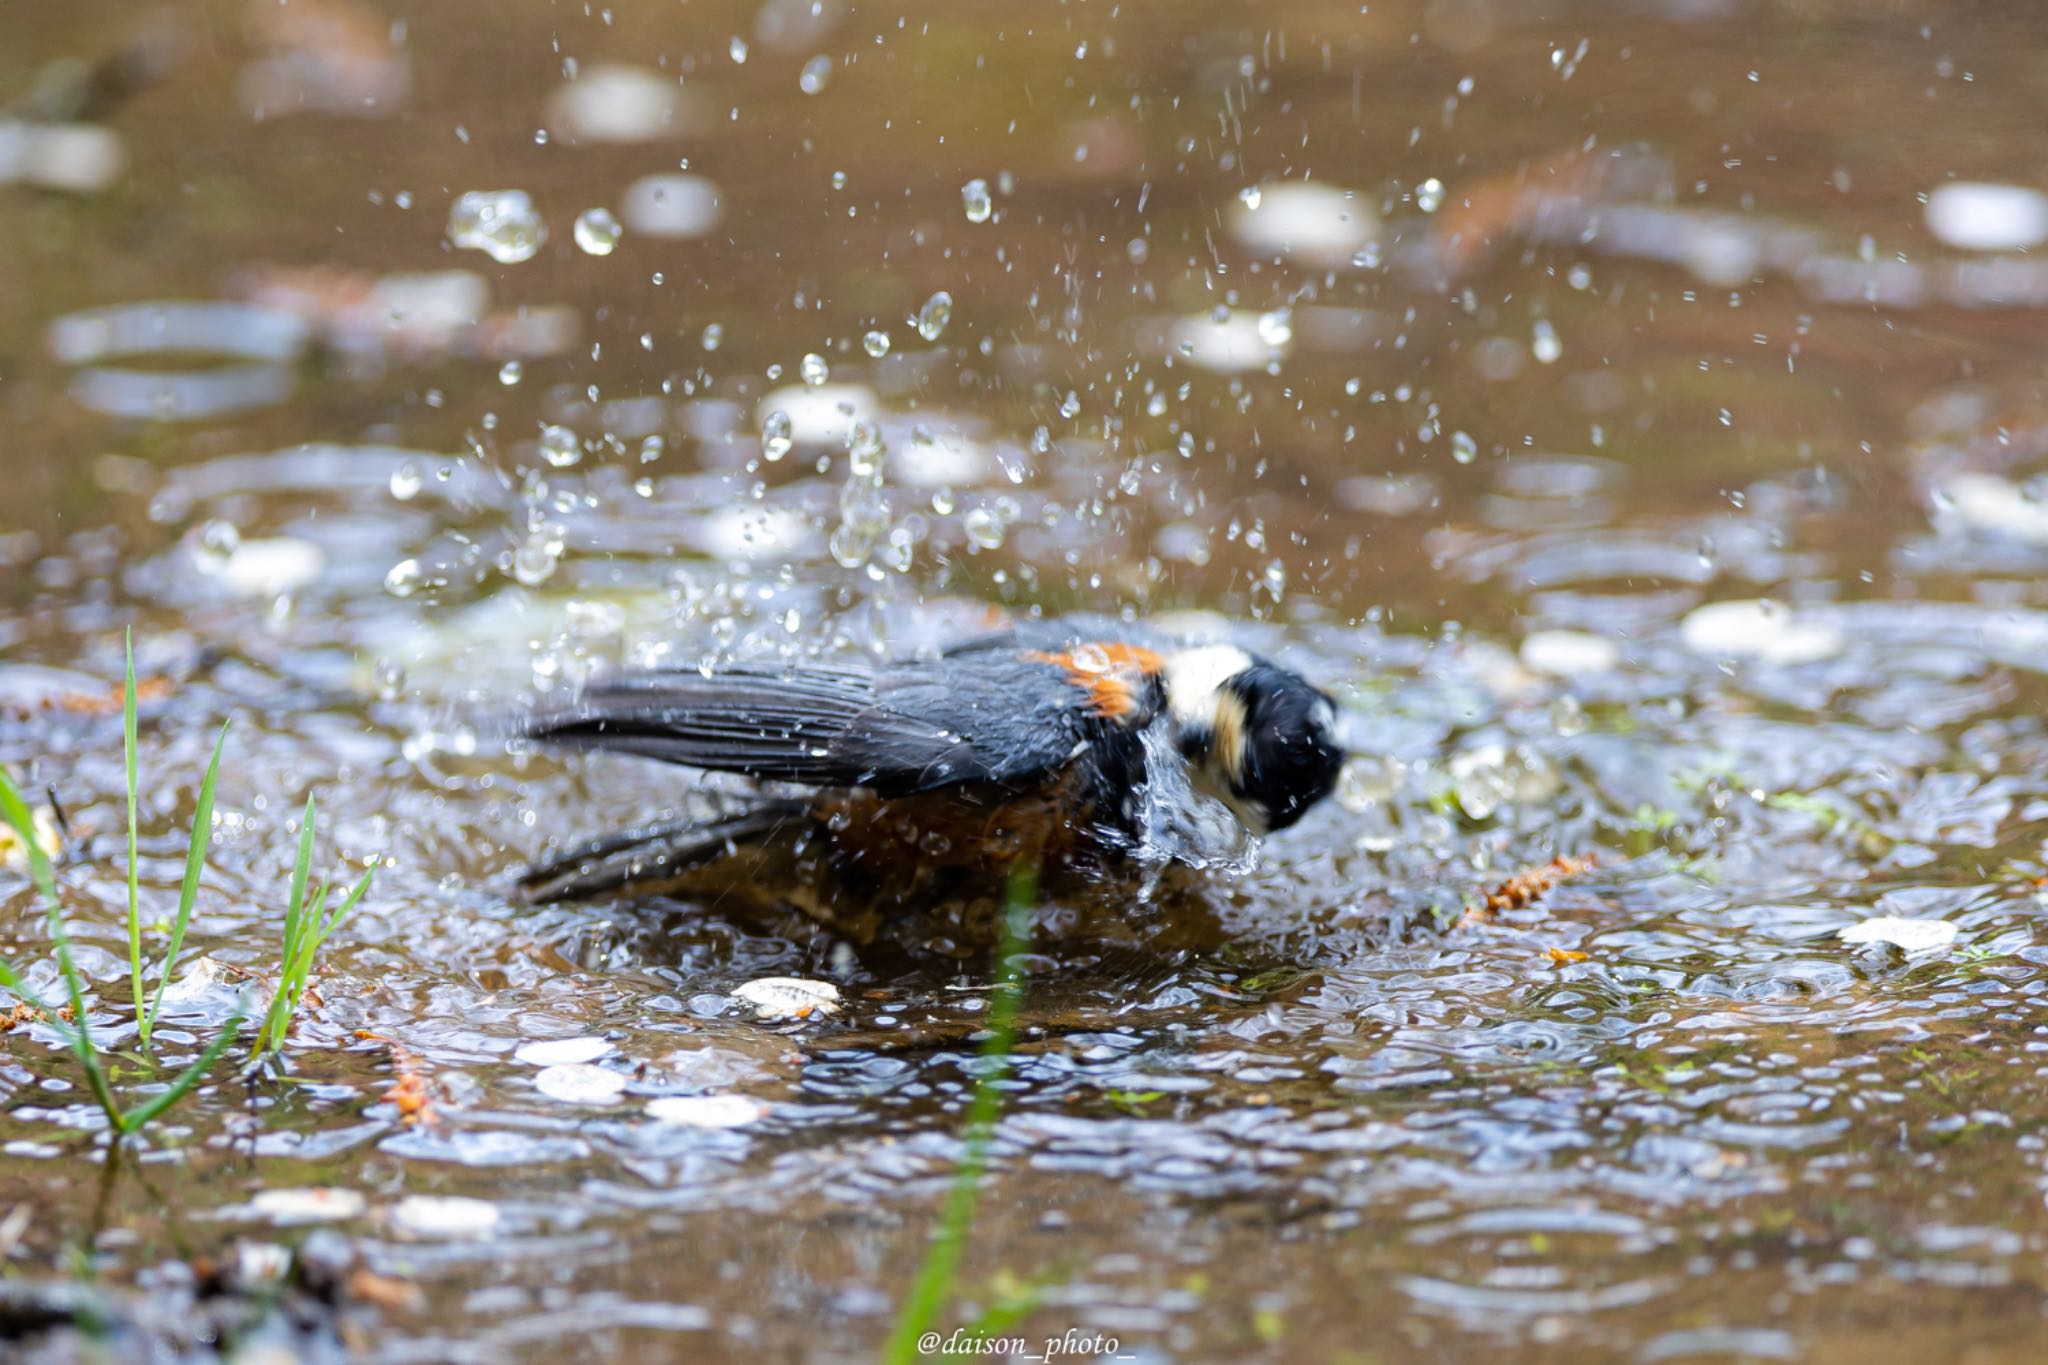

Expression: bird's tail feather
xmin=513 ymin=801 xmax=808 ymax=904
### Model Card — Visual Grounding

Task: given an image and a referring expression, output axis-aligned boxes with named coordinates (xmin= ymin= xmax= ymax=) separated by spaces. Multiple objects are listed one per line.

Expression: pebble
xmin=646 ymin=1094 xmax=769 ymax=1128
xmin=1925 ymin=182 xmax=2048 ymax=252
xmin=533 ymin=1063 xmax=628 ymax=1105
xmin=1838 ymin=916 xmax=1959 ymax=955
xmin=389 ymin=1195 xmax=501 ymax=1238
xmin=1228 ymin=180 xmax=1377 ymax=264
xmin=1680 ymin=599 xmax=1843 ymax=666
xmin=513 ymin=1037 xmax=614 ymax=1067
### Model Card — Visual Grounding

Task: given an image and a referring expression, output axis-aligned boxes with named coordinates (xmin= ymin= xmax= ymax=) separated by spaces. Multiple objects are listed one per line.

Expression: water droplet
xmin=846 ymin=419 xmax=885 ymax=476
xmin=389 ymin=462 xmax=423 ymax=500
xmin=1127 ymin=237 xmax=1150 ymax=264
xmin=512 ymin=533 xmax=559 ymax=586
xmin=1416 ymin=177 xmax=1445 ymax=213
xmin=961 ymin=177 xmax=992 ymax=223
xmin=728 ymin=35 xmax=748 ymax=63
xmin=1337 ymin=755 xmax=1402 ymax=813
xmin=761 ymin=409 xmax=794 ymax=461
xmin=799 ymin=55 xmax=831 ymax=94
xmin=1256 ymin=309 xmax=1293 ymax=347
xmin=1058 ymin=391 xmax=1080 ymax=420
xmin=1532 ymin=318 xmax=1562 ymax=364
xmin=963 ymin=506 xmax=1005 ymax=550
xmin=383 ymin=557 xmax=422 ymax=597
xmin=800 ymin=352 xmax=830 ymax=387
xmin=1238 ymin=186 xmax=1263 ymax=211
xmin=863 ymin=329 xmax=891 ymax=358
xmin=1449 ymin=430 xmax=1478 ymax=464
xmin=538 ymin=424 xmax=582 ymax=468
xmin=931 ymin=487 xmax=956 ymax=515
xmin=372 ymin=659 xmax=406 ymax=701
xmin=916 ymin=291 xmax=953 ymax=342
xmin=701 ymin=322 xmax=724 ymax=351
xmin=573 ymin=206 xmax=622 ymax=256
xmin=447 ymin=190 xmax=547 ymax=264
xmin=192 ymin=519 xmax=240 ymax=571
xmin=498 ymin=360 xmax=523 ymax=386
xmin=1263 ymin=560 xmax=1287 ymax=600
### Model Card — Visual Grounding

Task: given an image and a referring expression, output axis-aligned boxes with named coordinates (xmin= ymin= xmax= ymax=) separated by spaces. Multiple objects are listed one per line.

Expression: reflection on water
xmin=7 ymin=0 xmax=2048 ymax=1359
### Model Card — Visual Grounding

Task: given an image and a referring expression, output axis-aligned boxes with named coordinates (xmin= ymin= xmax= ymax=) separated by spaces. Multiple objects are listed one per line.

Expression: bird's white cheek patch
xmin=1162 ymin=644 xmax=1255 ymax=727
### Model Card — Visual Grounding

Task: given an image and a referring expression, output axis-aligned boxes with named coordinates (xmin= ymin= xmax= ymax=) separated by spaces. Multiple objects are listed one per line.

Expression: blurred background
xmin=6 ymin=1 xmax=2048 ymax=1361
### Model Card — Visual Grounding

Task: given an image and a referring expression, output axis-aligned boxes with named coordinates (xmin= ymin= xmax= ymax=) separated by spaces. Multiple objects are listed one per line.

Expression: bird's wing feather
xmin=525 ymin=655 xmax=1094 ymax=795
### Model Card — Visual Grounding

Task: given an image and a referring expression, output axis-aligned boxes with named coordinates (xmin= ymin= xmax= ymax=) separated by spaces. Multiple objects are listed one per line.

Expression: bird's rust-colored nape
xmin=1024 ymin=642 xmax=1164 ymax=720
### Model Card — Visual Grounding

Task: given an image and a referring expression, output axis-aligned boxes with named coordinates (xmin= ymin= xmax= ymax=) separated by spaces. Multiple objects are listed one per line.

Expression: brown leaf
xmin=354 ymin=1029 xmax=437 ymax=1127
xmin=345 ymin=1267 xmax=423 ymax=1312
xmin=1464 ymin=853 xmax=1597 ymax=927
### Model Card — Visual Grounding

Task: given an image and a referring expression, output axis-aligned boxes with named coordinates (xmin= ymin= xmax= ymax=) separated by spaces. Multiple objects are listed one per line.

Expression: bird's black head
xmin=1165 ymin=645 xmax=1344 ymax=834
xmin=1221 ymin=662 xmax=1345 ymax=832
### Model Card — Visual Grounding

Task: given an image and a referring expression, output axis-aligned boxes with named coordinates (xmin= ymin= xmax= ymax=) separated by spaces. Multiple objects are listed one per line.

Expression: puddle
xmin=6 ymin=0 xmax=2048 ymax=1361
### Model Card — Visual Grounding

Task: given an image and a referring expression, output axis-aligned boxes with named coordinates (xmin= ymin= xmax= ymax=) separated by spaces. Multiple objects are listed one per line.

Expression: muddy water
xmin=6 ymin=0 xmax=2048 ymax=1359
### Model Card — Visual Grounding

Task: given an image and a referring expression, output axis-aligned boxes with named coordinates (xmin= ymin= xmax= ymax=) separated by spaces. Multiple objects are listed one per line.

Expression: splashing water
xmin=447 ymin=190 xmax=548 ymax=264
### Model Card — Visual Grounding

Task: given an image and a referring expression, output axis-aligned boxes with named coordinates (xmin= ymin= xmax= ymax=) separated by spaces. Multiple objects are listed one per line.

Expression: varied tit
xmin=514 ymin=617 xmax=1346 ymax=911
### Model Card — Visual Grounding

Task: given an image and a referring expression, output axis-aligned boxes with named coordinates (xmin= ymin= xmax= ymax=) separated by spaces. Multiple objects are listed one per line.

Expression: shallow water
xmin=6 ymin=0 xmax=2048 ymax=1359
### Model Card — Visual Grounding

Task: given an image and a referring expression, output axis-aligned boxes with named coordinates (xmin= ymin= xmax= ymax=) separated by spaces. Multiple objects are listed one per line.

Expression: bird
xmin=513 ymin=617 xmax=1345 ymax=934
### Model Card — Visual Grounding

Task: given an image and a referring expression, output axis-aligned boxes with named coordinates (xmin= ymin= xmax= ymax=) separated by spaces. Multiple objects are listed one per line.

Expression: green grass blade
xmin=256 ymin=800 xmax=320 ymax=1054
xmin=882 ymin=864 xmax=1035 ymax=1365
xmin=118 ymin=1013 xmax=244 ymax=1134
xmin=279 ymin=797 xmax=316 ymax=958
xmin=1 ymin=767 xmax=122 ymax=1128
xmin=143 ymin=721 xmax=230 ymax=1036
xmin=123 ymin=630 xmax=143 ymax=1048
xmin=260 ymin=859 xmax=372 ymax=1056
xmin=262 ymin=881 xmax=328 ymax=1053
xmin=311 ymin=861 xmax=377 ymax=955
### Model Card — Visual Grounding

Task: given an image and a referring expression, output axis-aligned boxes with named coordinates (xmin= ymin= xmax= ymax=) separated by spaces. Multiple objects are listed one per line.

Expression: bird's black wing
xmin=524 ymin=652 xmax=1098 ymax=796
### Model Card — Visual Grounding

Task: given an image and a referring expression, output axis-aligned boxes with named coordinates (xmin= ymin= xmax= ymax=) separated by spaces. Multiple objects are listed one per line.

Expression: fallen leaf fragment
xmin=346 ymin=1266 xmax=423 ymax=1312
xmin=49 ymin=676 xmax=175 ymax=716
xmin=1838 ymin=916 xmax=1958 ymax=955
xmin=251 ymin=1187 xmax=367 ymax=1225
xmin=1545 ymin=947 xmax=1590 ymax=966
xmin=0 ymin=805 xmax=63 ymax=871
xmin=355 ymin=1029 xmax=436 ymax=1126
xmin=732 ymin=977 xmax=841 ymax=1021
xmin=1465 ymin=853 xmax=1597 ymax=926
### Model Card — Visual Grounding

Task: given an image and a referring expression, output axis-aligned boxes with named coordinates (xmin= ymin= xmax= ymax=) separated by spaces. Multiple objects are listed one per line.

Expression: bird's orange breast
xmin=1022 ymin=643 xmax=1164 ymax=721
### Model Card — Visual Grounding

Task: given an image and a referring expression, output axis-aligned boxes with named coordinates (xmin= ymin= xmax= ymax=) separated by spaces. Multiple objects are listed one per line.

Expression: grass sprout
xmin=883 ymin=862 xmax=1035 ymax=1364
xmin=0 ymin=759 xmax=241 ymax=1136
xmin=0 ymin=632 xmax=375 ymax=1134
xmin=253 ymin=796 xmax=376 ymax=1056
